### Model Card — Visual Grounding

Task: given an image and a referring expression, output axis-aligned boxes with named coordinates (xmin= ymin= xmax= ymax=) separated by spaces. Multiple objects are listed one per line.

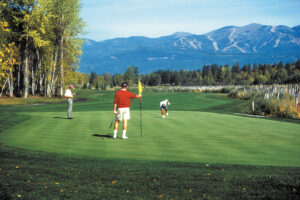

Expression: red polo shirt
xmin=114 ymin=89 xmax=137 ymax=108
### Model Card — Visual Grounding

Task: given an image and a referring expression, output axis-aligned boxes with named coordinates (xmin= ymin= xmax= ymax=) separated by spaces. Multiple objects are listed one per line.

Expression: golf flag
xmin=138 ymin=80 xmax=143 ymax=96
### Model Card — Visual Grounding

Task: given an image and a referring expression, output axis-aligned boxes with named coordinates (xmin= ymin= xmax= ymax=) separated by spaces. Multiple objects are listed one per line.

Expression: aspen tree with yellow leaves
xmin=0 ymin=0 xmax=85 ymax=98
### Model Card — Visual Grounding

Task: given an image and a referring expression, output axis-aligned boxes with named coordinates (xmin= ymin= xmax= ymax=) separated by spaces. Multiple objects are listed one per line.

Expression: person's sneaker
xmin=67 ymin=117 xmax=73 ymax=119
xmin=122 ymin=136 xmax=128 ymax=139
xmin=166 ymin=112 xmax=169 ymax=116
xmin=162 ymin=115 xmax=165 ymax=118
xmin=113 ymin=136 xmax=117 ymax=139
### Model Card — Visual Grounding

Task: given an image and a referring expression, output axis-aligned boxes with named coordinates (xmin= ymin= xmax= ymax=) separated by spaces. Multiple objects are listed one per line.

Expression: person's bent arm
xmin=114 ymin=103 xmax=118 ymax=115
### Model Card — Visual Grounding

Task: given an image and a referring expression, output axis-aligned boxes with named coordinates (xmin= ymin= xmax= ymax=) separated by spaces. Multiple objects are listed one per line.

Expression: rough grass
xmin=1 ymin=144 xmax=299 ymax=200
xmin=0 ymin=95 xmax=66 ymax=105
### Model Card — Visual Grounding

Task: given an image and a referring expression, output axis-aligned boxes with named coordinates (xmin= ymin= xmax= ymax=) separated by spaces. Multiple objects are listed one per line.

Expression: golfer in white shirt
xmin=160 ymin=99 xmax=170 ymax=118
xmin=64 ymin=85 xmax=75 ymax=119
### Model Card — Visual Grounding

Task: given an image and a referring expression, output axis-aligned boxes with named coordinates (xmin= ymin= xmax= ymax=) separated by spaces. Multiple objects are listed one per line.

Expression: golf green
xmin=0 ymin=90 xmax=299 ymax=167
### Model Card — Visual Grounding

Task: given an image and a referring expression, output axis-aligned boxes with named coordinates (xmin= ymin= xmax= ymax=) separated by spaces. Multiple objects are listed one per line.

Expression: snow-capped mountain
xmin=205 ymin=23 xmax=300 ymax=53
xmin=79 ymin=23 xmax=300 ymax=74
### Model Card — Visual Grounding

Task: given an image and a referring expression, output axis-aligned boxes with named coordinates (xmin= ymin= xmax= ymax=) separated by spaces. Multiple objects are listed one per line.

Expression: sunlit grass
xmin=0 ymin=95 xmax=65 ymax=105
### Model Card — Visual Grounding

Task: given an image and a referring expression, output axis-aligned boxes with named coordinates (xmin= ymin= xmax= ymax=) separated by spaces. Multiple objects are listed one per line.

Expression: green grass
xmin=1 ymin=145 xmax=299 ymax=200
xmin=0 ymin=90 xmax=299 ymax=199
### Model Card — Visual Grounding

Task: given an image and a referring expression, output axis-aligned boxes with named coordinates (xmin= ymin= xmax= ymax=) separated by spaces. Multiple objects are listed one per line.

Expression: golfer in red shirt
xmin=113 ymin=82 xmax=142 ymax=139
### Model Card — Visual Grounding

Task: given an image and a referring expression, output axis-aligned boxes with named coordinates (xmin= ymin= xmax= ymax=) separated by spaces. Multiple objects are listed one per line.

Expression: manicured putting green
xmin=0 ymin=91 xmax=299 ymax=167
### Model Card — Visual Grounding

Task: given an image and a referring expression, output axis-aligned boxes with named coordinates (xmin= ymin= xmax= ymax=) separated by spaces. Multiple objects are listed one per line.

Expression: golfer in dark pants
xmin=64 ymin=85 xmax=75 ymax=119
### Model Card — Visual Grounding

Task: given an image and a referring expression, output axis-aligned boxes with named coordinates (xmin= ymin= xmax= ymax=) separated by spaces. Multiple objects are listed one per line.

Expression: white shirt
xmin=64 ymin=89 xmax=73 ymax=98
xmin=160 ymin=100 xmax=169 ymax=107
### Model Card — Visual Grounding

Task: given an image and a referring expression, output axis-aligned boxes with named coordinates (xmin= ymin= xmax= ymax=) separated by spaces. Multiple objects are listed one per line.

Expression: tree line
xmin=0 ymin=0 xmax=85 ymax=98
xmin=143 ymin=61 xmax=300 ymax=86
xmin=86 ymin=61 xmax=300 ymax=89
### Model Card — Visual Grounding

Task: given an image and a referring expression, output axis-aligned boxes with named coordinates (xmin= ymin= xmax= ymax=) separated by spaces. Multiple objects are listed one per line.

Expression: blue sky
xmin=81 ymin=0 xmax=300 ymax=41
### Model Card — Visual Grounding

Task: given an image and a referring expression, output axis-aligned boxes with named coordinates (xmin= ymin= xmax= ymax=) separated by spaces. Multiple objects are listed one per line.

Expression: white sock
xmin=113 ymin=130 xmax=117 ymax=138
xmin=122 ymin=130 xmax=127 ymax=137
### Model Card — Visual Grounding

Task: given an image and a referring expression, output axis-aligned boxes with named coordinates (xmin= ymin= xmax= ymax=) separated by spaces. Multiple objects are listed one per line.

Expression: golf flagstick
xmin=138 ymin=80 xmax=143 ymax=138
xmin=140 ymin=98 xmax=142 ymax=137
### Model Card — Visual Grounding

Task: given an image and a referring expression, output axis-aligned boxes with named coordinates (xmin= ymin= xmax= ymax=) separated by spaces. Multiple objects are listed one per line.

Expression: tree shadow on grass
xmin=92 ymin=134 xmax=113 ymax=139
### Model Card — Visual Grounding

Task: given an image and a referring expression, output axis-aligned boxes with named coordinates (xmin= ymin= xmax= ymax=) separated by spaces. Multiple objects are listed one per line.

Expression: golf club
xmin=110 ymin=116 xmax=115 ymax=128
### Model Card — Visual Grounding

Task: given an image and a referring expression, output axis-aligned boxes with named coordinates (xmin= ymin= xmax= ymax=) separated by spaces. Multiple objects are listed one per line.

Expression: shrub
xmin=228 ymin=89 xmax=251 ymax=100
xmin=247 ymin=93 xmax=298 ymax=119
xmin=220 ymin=87 xmax=233 ymax=93
xmin=228 ymin=89 xmax=238 ymax=98
xmin=237 ymin=91 xmax=251 ymax=100
xmin=276 ymin=94 xmax=298 ymax=118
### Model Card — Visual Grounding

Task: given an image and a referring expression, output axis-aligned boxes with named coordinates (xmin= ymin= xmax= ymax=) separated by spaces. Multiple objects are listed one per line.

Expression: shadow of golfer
xmin=54 ymin=117 xmax=68 ymax=119
xmin=92 ymin=134 xmax=113 ymax=139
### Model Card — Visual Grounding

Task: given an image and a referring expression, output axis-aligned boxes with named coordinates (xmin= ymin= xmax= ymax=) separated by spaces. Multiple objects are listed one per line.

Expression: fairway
xmin=1 ymin=90 xmax=299 ymax=167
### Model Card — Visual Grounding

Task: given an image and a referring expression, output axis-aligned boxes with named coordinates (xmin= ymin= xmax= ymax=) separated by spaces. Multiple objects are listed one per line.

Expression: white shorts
xmin=116 ymin=107 xmax=130 ymax=121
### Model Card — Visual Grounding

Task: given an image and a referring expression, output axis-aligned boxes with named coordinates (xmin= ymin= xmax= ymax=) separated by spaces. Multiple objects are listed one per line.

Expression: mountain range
xmin=79 ymin=23 xmax=300 ymax=74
